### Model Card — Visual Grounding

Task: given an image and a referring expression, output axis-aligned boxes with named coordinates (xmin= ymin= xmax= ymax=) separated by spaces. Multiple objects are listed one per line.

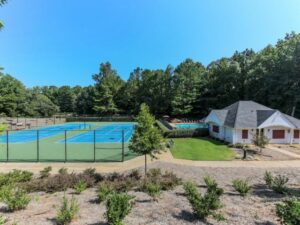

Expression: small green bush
xmin=183 ymin=181 xmax=223 ymax=220
xmin=203 ymin=176 xmax=224 ymax=195
xmin=97 ymin=183 xmax=114 ymax=203
xmin=272 ymin=175 xmax=289 ymax=194
xmin=105 ymin=193 xmax=134 ymax=225
xmin=74 ymin=180 xmax=87 ymax=194
xmin=232 ymin=179 xmax=251 ymax=196
xmin=56 ymin=195 xmax=79 ymax=225
xmin=0 ymin=185 xmax=31 ymax=211
xmin=58 ymin=168 xmax=68 ymax=175
xmin=276 ymin=197 xmax=300 ymax=225
xmin=0 ymin=170 xmax=33 ymax=187
xmin=264 ymin=171 xmax=273 ymax=186
xmin=0 ymin=216 xmax=7 ymax=225
xmin=40 ymin=166 xmax=52 ymax=179
xmin=264 ymin=171 xmax=289 ymax=194
xmin=145 ymin=168 xmax=182 ymax=191
xmin=145 ymin=182 xmax=161 ymax=201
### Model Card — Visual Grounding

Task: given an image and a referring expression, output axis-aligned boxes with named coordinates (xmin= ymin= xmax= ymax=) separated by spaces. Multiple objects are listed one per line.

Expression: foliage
xmin=39 ymin=166 xmax=52 ymax=179
xmin=183 ymin=181 xmax=223 ymax=220
xmin=156 ymin=120 xmax=208 ymax=138
xmin=1 ymin=33 xmax=300 ymax=118
xmin=252 ymin=133 xmax=269 ymax=151
xmin=0 ymin=185 xmax=31 ymax=211
xmin=0 ymin=216 xmax=7 ymax=225
xmin=129 ymin=104 xmax=165 ymax=174
xmin=93 ymin=62 xmax=124 ymax=115
xmin=104 ymin=192 xmax=134 ymax=225
xmin=143 ymin=168 xmax=182 ymax=191
xmin=58 ymin=167 xmax=68 ymax=175
xmin=145 ymin=182 xmax=161 ymax=201
xmin=22 ymin=173 xmax=95 ymax=193
xmin=264 ymin=171 xmax=273 ymax=186
xmin=272 ymin=175 xmax=289 ymax=194
xmin=276 ymin=198 xmax=300 ymax=225
xmin=73 ymin=180 xmax=87 ymax=194
xmin=96 ymin=183 xmax=114 ymax=203
xmin=264 ymin=171 xmax=289 ymax=194
xmin=232 ymin=179 xmax=251 ymax=196
xmin=56 ymin=195 xmax=79 ymax=225
xmin=0 ymin=169 xmax=33 ymax=188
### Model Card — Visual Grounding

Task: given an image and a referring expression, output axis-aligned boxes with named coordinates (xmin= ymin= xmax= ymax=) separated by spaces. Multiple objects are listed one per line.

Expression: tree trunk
xmin=144 ymin=154 xmax=147 ymax=176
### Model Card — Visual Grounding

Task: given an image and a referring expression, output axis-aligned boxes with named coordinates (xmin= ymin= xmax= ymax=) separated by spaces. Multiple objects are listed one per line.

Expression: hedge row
xmin=156 ymin=120 xmax=209 ymax=138
xmin=66 ymin=116 xmax=133 ymax=122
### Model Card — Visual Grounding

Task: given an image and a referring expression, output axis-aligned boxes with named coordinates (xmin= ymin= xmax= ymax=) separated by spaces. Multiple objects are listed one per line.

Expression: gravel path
xmin=1 ymin=162 xmax=300 ymax=225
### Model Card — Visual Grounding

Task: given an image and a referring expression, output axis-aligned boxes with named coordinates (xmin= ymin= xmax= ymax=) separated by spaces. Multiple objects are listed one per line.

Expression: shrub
xmin=0 ymin=170 xmax=33 ymax=187
xmin=272 ymin=175 xmax=289 ymax=194
xmin=0 ymin=216 xmax=7 ymax=225
xmin=264 ymin=171 xmax=273 ymax=186
xmin=105 ymin=193 xmax=134 ymax=225
xmin=203 ymin=176 xmax=224 ymax=195
xmin=183 ymin=181 xmax=223 ymax=220
xmin=232 ymin=179 xmax=251 ymax=196
xmin=156 ymin=120 xmax=208 ymax=138
xmin=40 ymin=166 xmax=52 ymax=179
xmin=74 ymin=180 xmax=87 ymax=194
xmin=56 ymin=195 xmax=79 ymax=225
xmin=145 ymin=182 xmax=161 ymax=201
xmin=276 ymin=198 xmax=300 ymax=225
xmin=58 ymin=168 xmax=68 ymax=175
xmin=97 ymin=183 xmax=114 ymax=203
xmin=145 ymin=168 xmax=182 ymax=191
xmin=22 ymin=173 xmax=95 ymax=193
xmin=264 ymin=171 xmax=289 ymax=194
xmin=0 ymin=185 xmax=31 ymax=211
xmin=82 ymin=168 xmax=104 ymax=182
xmin=128 ymin=169 xmax=142 ymax=181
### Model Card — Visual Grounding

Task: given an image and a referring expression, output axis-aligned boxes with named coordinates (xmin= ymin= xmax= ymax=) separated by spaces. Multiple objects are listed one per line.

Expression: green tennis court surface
xmin=0 ymin=122 xmax=139 ymax=162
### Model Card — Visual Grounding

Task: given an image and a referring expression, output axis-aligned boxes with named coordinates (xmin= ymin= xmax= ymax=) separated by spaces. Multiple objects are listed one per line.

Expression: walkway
xmin=1 ymin=150 xmax=300 ymax=174
xmin=267 ymin=145 xmax=300 ymax=159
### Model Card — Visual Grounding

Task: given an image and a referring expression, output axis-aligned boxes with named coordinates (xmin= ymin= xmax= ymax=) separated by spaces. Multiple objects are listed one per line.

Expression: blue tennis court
xmin=62 ymin=124 xmax=135 ymax=143
xmin=0 ymin=123 xmax=89 ymax=143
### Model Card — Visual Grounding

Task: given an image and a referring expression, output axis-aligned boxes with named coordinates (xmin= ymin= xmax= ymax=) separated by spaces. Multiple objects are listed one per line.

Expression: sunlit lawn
xmin=170 ymin=137 xmax=235 ymax=161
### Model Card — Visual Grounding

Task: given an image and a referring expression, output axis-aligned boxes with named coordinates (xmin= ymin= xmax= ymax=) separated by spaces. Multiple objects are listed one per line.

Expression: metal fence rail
xmin=0 ymin=129 xmax=132 ymax=162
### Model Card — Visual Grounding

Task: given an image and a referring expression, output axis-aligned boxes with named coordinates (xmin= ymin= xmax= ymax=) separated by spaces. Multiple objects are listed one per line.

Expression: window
xmin=242 ymin=130 xmax=248 ymax=139
xmin=272 ymin=130 xmax=285 ymax=139
xmin=294 ymin=130 xmax=300 ymax=139
xmin=212 ymin=125 xmax=219 ymax=133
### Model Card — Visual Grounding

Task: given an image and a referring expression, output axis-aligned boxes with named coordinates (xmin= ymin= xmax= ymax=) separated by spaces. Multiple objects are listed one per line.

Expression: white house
xmin=205 ymin=101 xmax=300 ymax=144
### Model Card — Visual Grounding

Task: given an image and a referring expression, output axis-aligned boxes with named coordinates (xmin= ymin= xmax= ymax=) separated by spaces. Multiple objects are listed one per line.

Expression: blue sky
xmin=0 ymin=0 xmax=300 ymax=87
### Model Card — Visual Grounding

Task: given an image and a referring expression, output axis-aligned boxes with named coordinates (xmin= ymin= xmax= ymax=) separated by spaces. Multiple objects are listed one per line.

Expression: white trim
xmin=258 ymin=111 xmax=296 ymax=129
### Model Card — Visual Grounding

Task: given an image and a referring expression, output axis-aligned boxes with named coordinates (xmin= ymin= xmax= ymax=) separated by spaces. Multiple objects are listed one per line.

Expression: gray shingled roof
xmin=211 ymin=101 xmax=300 ymax=129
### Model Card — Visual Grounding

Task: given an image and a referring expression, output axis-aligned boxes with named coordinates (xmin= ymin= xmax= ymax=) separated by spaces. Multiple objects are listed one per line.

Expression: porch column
xmin=290 ymin=129 xmax=294 ymax=145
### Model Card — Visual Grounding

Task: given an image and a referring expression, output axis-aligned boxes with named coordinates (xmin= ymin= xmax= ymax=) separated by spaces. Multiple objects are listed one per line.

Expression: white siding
xmin=234 ymin=129 xmax=255 ymax=144
xmin=264 ymin=126 xmax=292 ymax=144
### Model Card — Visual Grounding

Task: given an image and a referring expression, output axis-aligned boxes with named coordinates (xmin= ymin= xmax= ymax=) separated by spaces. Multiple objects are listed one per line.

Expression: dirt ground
xmin=274 ymin=144 xmax=300 ymax=156
xmin=1 ymin=161 xmax=300 ymax=225
xmin=233 ymin=146 xmax=295 ymax=161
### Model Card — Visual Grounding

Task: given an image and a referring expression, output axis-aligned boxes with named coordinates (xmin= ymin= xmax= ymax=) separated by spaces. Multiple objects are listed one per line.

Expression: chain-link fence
xmin=0 ymin=117 xmax=66 ymax=130
xmin=0 ymin=128 xmax=136 ymax=162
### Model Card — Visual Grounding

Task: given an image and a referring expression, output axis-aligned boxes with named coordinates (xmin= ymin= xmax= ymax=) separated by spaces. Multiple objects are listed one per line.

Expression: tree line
xmin=0 ymin=32 xmax=300 ymax=118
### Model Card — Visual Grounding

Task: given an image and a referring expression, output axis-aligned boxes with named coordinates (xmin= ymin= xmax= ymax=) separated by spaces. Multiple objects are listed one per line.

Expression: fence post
xmin=65 ymin=130 xmax=67 ymax=163
xmin=6 ymin=130 xmax=9 ymax=162
xmin=93 ymin=130 xmax=96 ymax=162
xmin=122 ymin=130 xmax=125 ymax=162
xmin=37 ymin=130 xmax=39 ymax=162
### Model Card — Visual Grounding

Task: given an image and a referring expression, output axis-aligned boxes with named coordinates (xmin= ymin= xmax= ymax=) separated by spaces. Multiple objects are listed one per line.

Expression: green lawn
xmin=170 ymin=137 xmax=235 ymax=161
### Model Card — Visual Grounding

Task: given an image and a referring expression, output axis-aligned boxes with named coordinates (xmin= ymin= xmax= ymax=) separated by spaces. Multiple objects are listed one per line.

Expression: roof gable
xmin=258 ymin=111 xmax=296 ymax=129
